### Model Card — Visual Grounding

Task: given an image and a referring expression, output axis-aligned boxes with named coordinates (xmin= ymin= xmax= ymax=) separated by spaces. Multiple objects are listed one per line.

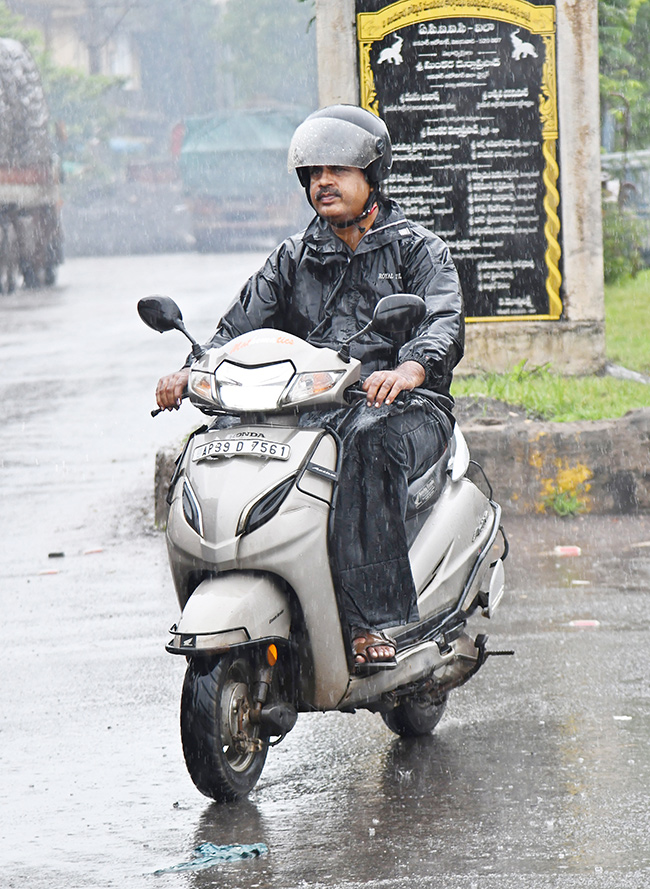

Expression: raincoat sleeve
xmin=202 ymin=239 xmax=300 ymax=350
xmin=396 ymin=229 xmax=465 ymax=391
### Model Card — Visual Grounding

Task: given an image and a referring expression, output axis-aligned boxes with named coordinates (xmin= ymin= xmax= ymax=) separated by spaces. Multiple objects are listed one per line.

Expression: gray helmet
xmin=287 ymin=104 xmax=393 ymax=188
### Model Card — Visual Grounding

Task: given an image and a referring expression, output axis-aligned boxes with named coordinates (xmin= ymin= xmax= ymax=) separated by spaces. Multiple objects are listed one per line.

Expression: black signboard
xmin=356 ymin=0 xmax=562 ymax=321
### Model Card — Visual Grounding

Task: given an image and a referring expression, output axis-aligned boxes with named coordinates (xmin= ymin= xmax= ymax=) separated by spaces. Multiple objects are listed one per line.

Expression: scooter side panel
xmin=408 ymin=478 xmax=496 ymax=621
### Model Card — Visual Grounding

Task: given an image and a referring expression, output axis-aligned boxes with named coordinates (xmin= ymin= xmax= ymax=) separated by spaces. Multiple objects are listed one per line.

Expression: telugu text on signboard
xmin=356 ymin=0 xmax=562 ymax=321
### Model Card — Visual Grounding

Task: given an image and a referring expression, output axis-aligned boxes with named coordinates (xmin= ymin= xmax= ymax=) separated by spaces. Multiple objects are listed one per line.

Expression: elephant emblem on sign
xmin=377 ymin=35 xmax=404 ymax=66
xmin=510 ymin=29 xmax=538 ymax=60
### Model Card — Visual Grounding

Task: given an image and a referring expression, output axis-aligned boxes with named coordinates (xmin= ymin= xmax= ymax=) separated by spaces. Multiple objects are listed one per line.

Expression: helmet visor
xmin=288 ymin=117 xmax=383 ymax=173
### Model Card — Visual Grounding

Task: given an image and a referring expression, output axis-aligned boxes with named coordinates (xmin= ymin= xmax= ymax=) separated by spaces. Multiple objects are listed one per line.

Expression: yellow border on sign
xmin=357 ymin=0 xmax=562 ymax=322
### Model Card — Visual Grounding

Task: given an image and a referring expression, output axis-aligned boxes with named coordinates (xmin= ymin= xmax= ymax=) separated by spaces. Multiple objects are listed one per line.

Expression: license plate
xmin=192 ymin=437 xmax=291 ymax=462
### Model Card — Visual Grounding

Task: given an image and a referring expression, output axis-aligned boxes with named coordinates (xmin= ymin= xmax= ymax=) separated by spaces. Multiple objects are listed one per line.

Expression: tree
xmin=599 ymin=0 xmax=650 ymax=150
xmin=0 ymin=1 xmax=121 ymax=147
xmin=599 ymin=0 xmax=650 ymax=281
xmin=131 ymin=0 xmax=220 ymax=118
xmin=0 ymin=2 xmax=40 ymax=49
xmin=216 ymin=0 xmax=317 ymax=109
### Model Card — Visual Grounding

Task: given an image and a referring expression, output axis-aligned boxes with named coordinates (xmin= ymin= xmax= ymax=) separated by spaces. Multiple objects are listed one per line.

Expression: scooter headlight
xmin=189 ymin=370 xmax=214 ymax=402
xmin=214 ymin=360 xmax=295 ymax=411
xmin=281 ymin=370 xmax=345 ymax=405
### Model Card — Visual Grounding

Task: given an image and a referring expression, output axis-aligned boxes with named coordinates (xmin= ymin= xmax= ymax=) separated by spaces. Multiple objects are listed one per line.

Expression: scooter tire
xmin=180 ymin=655 xmax=268 ymax=802
xmin=381 ymin=693 xmax=448 ymax=737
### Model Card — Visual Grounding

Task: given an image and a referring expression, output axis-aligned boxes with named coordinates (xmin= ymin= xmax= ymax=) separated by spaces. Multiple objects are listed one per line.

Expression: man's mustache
xmin=315 ymin=187 xmax=341 ymax=201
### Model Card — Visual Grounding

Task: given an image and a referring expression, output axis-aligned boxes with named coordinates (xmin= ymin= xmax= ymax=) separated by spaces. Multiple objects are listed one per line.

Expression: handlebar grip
xmin=151 ymin=391 xmax=188 ymax=417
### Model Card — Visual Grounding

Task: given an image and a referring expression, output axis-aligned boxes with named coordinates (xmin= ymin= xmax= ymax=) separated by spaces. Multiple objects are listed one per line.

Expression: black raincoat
xmin=205 ymin=198 xmax=465 ymax=633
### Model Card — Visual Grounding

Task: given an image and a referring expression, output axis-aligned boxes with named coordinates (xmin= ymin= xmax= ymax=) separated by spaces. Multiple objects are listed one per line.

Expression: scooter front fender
xmin=166 ymin=572 xmax=291 ymax=656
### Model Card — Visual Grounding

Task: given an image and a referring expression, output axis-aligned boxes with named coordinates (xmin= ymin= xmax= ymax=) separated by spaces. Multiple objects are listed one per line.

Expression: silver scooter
xmin=139 ymin=293 xmax=510 ymax=802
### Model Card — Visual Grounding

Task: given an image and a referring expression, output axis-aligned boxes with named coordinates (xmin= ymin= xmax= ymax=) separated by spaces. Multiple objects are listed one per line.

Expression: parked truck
xmin=0 ymin=38 xmax=62 ymax=292
xmin=179 ymin=108 xmax=309 ymax=251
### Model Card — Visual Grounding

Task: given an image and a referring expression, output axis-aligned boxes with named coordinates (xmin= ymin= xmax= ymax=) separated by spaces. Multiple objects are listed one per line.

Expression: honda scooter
xmin=139 ymin=293 xmax=510 ymax=802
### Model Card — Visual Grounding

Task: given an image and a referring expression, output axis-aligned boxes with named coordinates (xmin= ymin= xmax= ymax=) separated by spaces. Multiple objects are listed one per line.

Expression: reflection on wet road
xmin=1 ymin=255 xmax=648 ymax=888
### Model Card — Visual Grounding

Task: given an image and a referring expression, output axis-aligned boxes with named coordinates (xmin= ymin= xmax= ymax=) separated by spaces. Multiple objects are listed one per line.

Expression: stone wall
xmin=461 ymin=408 xmax=650 ymax=515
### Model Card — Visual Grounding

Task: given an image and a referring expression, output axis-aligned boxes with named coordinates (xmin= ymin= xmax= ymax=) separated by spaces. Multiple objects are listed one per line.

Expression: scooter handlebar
xmin=151 ymin=392 xmax=188 ymax=417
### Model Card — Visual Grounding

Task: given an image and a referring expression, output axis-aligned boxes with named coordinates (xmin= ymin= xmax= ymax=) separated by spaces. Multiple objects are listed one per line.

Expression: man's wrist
xmin=398 ymin=360 xmax=426 ymax=386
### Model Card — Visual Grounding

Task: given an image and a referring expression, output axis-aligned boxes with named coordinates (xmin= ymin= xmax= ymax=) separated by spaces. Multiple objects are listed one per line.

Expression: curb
xmin=459 ymin=407 xmax=650 ymax=516
xmin=154 ymin=407 xmax=650 ymax=525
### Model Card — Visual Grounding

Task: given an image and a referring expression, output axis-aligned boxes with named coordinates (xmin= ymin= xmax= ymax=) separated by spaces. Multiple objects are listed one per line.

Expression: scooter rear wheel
xmin=180 ymin=655 xmax=268 ymax=801
xmin=381 ymin=693 xmax=448 ymax=737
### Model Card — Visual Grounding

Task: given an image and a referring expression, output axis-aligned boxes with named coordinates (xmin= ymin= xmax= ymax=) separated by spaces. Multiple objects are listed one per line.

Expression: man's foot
xmin=351 ymin=628 xmax=397 ymax=672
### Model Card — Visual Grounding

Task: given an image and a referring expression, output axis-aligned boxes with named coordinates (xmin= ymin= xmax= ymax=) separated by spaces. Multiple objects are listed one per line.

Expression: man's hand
xmin=156 ymin=367 xmax=190 ymax=410
xmin=362 ymin=360 xmax=426 ymax=407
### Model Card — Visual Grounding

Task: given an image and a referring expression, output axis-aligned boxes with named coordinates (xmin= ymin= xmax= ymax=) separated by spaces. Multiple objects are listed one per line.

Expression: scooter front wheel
xmin=381 ymin=693 xmax=448 ymax=737
xmin=180 ymin=655 xmax=268 ymax=801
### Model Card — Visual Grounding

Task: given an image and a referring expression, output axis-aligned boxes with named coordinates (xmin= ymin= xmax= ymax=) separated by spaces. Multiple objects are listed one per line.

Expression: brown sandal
xmin=351 ymin=628 xmax=397 ymax=674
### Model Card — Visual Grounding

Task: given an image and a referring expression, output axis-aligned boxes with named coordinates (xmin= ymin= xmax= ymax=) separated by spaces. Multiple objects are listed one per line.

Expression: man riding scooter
xmin=156 ymin=104 xmax=464 ymax=671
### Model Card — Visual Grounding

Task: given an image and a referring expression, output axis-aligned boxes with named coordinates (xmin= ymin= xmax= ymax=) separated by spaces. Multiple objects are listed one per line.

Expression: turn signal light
xmin=267 ymin=644 xmax=278 ymax=666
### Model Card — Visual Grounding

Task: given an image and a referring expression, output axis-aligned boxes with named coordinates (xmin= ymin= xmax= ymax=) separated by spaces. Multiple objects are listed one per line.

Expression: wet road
xmin=1 ymin=254 xmax=649 ymax=889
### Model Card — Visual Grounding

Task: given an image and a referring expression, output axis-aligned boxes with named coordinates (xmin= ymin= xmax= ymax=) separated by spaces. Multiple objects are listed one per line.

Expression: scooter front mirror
xmin=371 ymin=293 xmax=427 ymax=334
xmin=337 ymin=294 xmax=427 ymax=363
xmin=138 ymin=295 xmax=184 ymax=333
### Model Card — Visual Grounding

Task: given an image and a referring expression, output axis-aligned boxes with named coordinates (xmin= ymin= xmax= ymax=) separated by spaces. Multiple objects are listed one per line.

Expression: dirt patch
xmin=453 ymin=396 xmax=528 ymax=426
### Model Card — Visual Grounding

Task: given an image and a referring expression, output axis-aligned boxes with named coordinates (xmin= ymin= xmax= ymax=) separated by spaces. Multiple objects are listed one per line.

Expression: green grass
xmin=452 ymin=274 xmax=650 ymax=422
xmin=452 ymin=360 xmax=650 ymax=422
xmin=543 ymin=487 xmax=589 ymax=517
xmin=604 ymin=269 xmax=650 ymax=375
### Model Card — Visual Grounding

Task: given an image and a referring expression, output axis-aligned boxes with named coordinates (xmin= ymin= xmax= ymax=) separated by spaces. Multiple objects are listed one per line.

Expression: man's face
xmin=309 ymin=165 xmax=372 ymax=225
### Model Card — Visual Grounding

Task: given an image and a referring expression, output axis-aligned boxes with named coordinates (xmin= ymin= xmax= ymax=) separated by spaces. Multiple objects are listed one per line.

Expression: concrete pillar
xmin=315 ymin=0 xmax=358 ymax=106
xmin=464 ymin=0 xmax=605 ymax=374
xmin=315 ymin=0 xmax=606 ymax=375
xmin=556 ymin=0 xmax=604 ymax=325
